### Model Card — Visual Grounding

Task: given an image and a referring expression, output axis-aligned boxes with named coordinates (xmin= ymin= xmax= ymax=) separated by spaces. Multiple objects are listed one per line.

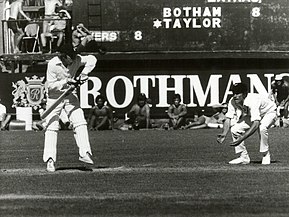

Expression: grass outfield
xmin=1 ymin=128 xmax=289 ymax=217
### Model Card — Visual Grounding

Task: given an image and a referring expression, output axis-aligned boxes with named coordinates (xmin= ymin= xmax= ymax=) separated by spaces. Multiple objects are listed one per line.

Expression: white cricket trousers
xmin=43 ymin=93 xmax=92 ymax=162
xmin=231 ymin=111 xmax=276 ymax=154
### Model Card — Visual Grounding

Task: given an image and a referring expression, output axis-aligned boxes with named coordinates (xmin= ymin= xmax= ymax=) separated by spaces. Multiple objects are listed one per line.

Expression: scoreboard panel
xmin=73 ymin=0 xmax=289 ymax=54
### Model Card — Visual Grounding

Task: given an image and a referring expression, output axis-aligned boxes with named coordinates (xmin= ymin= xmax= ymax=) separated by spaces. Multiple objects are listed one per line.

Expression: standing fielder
xmin=43 ymin=44 xmax=97 ymax=172
xmin=269 ymin=76 xmax=289 ymax=123
xmin=217 ymin=83 xmax=277 ymax=165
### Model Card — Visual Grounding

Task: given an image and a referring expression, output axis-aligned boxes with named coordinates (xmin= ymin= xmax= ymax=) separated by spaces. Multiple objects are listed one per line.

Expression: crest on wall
xmin=12 ymin=75 xmax=46 ymax=110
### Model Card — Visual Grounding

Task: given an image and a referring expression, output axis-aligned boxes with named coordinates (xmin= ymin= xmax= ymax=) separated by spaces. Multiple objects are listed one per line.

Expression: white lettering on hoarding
xmin=133 ymin=76 xmax=156 ymax=98
xmin=247 ymin=74 xmax=271 ymax=97
xmin=156 ymin=75 xmax=186 ymax=107
xmin=106 ymin=76 xmax=134 ymax=108
xmin=187 ymin=75 xmax=222 ymax=107
xmin=91 ymin=31 xmax=119 ymax=42
xmin=80 ymin=73 xmax=276 ymax=109
xmin=222 ymin=74 xmax=241 ymax=103
xmin=80 ymin=77 xmax=102 ymax=108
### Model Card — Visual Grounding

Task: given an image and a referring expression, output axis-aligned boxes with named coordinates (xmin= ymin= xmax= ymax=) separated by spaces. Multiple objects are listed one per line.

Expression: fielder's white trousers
xmin=231 ymin=111 xmax=277 ymax=154
xmin=43 ymin=93 xmax=92 ymax=162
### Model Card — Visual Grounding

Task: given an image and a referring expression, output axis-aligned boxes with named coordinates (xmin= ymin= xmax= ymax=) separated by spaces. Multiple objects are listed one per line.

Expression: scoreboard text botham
xmin=162 ymin=7 xmax=222 ymax=29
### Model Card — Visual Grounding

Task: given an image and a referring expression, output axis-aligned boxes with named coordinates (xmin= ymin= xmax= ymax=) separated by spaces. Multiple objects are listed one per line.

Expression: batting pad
xmin=74 ymin=125 xmax=92 ymax=157
xmin=43 ymin=130 xmax=58 ymax=162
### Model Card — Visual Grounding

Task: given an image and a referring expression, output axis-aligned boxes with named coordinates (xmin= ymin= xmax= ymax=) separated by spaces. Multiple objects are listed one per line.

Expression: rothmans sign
xmin=79 ymin=73 xmax=288 ymax=108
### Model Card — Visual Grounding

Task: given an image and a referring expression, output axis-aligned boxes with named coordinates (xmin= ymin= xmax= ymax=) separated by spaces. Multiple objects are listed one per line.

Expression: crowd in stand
xmin=118 ymin=93 xmax=228 ymax=131
xmin=4 ymin=0 xmax=94 ymax=54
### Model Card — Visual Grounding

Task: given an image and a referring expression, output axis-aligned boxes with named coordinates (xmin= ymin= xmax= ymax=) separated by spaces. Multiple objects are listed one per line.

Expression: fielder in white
xmin=43 ymin=44 xmax=97 ymax=172
xmin=217 ymin=83 xmax=277 ymax=165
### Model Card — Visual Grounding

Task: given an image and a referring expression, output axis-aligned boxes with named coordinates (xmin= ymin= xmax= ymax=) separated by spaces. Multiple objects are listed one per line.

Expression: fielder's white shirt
xmin=243 ymin=93 xmax=276 ymax=122
xmin=226 ymin=93 xmax=276 ymax=123
xmin=0 ymin=103 xmax=7 ymax=122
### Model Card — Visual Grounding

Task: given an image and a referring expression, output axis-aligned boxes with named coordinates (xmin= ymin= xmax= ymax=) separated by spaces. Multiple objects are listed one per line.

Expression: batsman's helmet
xmin=58 ymin=43 xmax=77 ymax=60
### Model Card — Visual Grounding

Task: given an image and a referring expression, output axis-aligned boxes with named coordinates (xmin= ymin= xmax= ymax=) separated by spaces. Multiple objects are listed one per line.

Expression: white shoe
xmin=229 ymin=155 xmax=250 ymax=165
xmin=79 ymin=152 xmax=94 ymax=164
xmin=46 ymin=158 xmax=55 ymax=172
xmin=262 ymin=152 xmax=271 ymax=165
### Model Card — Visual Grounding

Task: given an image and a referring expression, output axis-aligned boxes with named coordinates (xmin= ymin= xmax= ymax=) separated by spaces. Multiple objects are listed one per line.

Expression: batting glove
xmin=67 ymin=78 xmax=78 ymax=85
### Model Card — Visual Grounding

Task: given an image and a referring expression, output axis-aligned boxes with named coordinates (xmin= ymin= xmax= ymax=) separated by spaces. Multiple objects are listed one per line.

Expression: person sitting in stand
xmin=0 ymin=99 xmax=12 ymax=130
xmin=167 ymin=94 xmax=187 ymax=129
xmin=87 ymin=95 xmax=113 ymax=131
xmin=124 ymin=93 xmax=151 ymax=130
xmin=43 ymin=0 xmax=62 ymax=34
xmin=6 ymin=0 xmax=31 ymax=53
xmin=41 ymin=9 xmax=71 ymax=53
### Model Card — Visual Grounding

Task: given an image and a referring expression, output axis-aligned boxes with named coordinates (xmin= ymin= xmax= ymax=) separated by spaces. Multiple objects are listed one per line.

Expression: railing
xmin=23 ymin=0 xmax=45 ymax=6
xmin=1 ymin=18 xmax=72 ymax=54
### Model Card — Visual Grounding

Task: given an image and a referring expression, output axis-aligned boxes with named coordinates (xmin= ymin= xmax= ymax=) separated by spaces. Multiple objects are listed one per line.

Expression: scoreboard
xmin=73 ymin=0 xmax=289 ymax=55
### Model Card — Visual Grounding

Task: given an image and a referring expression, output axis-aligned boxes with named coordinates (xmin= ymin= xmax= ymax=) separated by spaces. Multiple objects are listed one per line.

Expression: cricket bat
xmin=41 ymin=65 xmax=85 ymax=120
xmin=40 ymin=85 xmax=77 ymax=119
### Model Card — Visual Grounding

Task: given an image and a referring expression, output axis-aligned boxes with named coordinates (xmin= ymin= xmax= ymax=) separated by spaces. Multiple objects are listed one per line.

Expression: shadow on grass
xmin=56 ymin=165 xmax=109 ymax=172
xmin=250 ymin=160 xmax=279 ymax=164
xmin=56 ymin=166 xmax=93 ymax=172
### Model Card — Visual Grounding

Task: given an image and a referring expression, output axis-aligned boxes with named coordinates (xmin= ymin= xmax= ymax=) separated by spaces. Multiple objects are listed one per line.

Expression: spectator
xmin=41 ymin=9 xmax=71 ymax=53
xmin=167 ymin=94 xmax=187 ymax=129
xmin=87 ymin=95 xmax=113 ymax=131
xmin=182 ymin=110 xmax=209 ymax=129
xmin=207 ymin=103 xmax=228 ymax=128
xmin=72 ymin=23 xmax=94 ymax=53
xmin=183 ymin=104 xmax=228 ymax=129
xmin=0 ymin=99 xmax=12 ymax=130
xmin=6 ymin=0 xmax=31 ymax=53
xmin=125 ymin=93 xmax=151 ymax=130
xmin=42 ymin=0 xmax=62 ymax=52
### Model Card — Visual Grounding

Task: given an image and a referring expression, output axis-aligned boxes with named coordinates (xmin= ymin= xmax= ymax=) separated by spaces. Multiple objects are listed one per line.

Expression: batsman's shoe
xmin=229 ymin=155 xmax=250 ymax=165
xmin=46 ymin=158 xmax=55 ymax=172
xmin=262 ymin=152 xmax=271 ymax=165
xmin=79 ymin=152 xmax=94 ymax=164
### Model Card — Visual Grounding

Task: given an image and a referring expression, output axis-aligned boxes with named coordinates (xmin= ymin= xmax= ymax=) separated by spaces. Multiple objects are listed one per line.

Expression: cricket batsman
xmin=217 ymin=83 xmax=277 ymax=165
xmin=43 ymin=43 xmax=97 ymax=172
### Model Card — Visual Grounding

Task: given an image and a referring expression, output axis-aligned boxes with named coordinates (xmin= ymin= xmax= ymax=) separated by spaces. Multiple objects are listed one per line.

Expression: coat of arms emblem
xmin=12 ymin=75 xmax=46 ymax=110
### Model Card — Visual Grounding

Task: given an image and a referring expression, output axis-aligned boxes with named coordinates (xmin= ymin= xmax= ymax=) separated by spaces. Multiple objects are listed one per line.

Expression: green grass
xmin=1 ymin=128 xmax=289 ymax=216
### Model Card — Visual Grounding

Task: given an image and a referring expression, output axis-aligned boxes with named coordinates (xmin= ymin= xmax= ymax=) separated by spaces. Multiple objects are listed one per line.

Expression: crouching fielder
xmin=43 ymin=44 xmax=97 ymax=172
xmin=217 ymin=83 xmax=277 ymax=165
